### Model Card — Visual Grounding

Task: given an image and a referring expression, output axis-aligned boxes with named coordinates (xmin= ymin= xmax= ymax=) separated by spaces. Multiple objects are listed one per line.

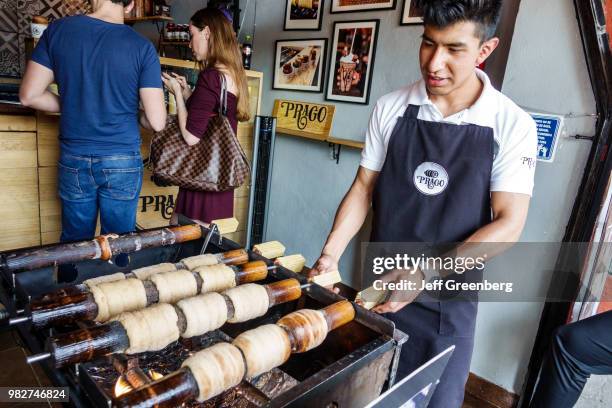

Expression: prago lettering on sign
xmin=280 ymin=101 xmax=328 ymax=130
xmin=140 ymin=194 xmax=175 ymax=220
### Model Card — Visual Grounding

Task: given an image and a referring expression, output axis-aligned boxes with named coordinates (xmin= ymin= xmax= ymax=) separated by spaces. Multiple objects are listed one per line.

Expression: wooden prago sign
xmin=272 ymin=99 xmax=335 ymax=141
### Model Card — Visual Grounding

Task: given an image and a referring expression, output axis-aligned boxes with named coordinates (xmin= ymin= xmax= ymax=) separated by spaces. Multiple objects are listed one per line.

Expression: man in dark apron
xmin=312 ymin=1 xmax=537 ymax=407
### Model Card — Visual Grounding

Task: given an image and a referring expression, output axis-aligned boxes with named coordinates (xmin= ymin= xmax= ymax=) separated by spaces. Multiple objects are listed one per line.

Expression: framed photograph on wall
xmin=284 ymin=0 xmax=325 ymax=31
xmin=330 ymin=0 xmax=395 ymax=13
xmin=326 ymin=20 xmax=379 ymax=105
xmin=273 ymin=39 xmax=327 ymax=93
xmin=401 ymin=0 xmax=424 ymax=25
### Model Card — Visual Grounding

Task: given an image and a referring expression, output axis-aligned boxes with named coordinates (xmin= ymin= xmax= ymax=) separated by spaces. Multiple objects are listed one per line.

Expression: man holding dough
xmin=311 ymin=1 xmax=537 ymax=407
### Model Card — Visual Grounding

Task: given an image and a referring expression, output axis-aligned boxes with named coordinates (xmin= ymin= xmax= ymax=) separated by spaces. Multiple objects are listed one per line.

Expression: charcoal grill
xmin=0 ymin=219 xmax=407 ymax=407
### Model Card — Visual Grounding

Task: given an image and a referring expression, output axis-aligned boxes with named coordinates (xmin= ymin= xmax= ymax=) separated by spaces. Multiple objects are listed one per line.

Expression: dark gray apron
xmin=371 ymin=104 xmax=494 ymax=408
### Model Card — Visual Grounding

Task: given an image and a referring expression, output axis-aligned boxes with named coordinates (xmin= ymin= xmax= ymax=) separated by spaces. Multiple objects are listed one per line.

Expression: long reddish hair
xmin=191 ymin=8 xmax=250 ymax=122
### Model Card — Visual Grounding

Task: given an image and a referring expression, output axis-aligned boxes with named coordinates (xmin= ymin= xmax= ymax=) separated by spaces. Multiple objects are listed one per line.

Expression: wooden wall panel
xmin=0 ymin=168 xmax=40 ymax=250
xmin=0 ymin=132 xmax=37 ymax=168
xmin=37 ymin=113 xmax=60 ymax=167
xmin=0 ymin=115 xmax=36 ymax=132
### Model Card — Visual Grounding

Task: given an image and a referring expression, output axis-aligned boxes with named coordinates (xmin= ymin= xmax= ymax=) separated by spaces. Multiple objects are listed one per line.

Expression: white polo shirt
xmin=360 ymin=69 xmax=538 ymax=196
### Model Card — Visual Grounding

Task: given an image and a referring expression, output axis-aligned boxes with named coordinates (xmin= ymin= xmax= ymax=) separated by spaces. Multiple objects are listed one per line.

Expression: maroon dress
xmin=174 ymin=68 xmax=238 ymax=223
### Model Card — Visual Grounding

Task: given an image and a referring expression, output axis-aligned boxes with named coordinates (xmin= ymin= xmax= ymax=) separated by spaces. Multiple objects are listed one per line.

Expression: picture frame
xmin=284 ymin=0 xmax=325 ymax=31
xmin=400 ymin=0 xmax=424 ymax=25
xmin=326 ymin=20 xmax=379 ymax=105
xmin=273 ymin=39 xmax=328 ymax=93
xmin=330 ymin=0 xmax=396 ymax=14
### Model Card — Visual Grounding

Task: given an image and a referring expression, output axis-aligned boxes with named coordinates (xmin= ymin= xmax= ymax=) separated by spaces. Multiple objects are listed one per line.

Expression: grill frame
xmin=0 ymin=221 xmax=408 ymax=407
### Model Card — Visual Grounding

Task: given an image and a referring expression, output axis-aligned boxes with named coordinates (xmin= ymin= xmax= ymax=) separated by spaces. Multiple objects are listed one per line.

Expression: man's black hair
xmin=419 ymin=0 xmax=503 ymax=41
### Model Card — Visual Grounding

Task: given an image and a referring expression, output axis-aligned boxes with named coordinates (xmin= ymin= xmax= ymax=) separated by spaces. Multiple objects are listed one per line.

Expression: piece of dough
xmin=149 ymin=270 xmax=198 ymax=304
xmin=253 ymin=241 xmax=286 ymax=259
xmin=276 ymin=254 xmax=306 ymax=273
xmin=276 ymin=309 xmax=328 ymax=353
xmin=83 ymin=272 xmax=125 ymax=289
xmin=180 ymin=254 xmax=219 ymax=270
xmin=90 ymin=278 xmax=147 ymax=322
xmin=195 ymin=264 xmax=236 ymax=293
xmin=177 ymin=292 xmax=228 ymax=338
xmin=233 ymin=324 xmax=291 ymax=378
xmin=224 ymin=284 xmax=269 ymax=323
xmin=113 ymin=303 xmax=180 ymax=354
xmin=182 ymin=343 xmax=245 ymax=402
xmin=132 ymin=263 xmax=177 ymax=280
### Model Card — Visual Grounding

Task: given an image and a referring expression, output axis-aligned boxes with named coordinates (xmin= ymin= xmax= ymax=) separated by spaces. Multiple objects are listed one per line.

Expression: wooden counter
xmin=0 ymin=114 xmax=40 ymax=250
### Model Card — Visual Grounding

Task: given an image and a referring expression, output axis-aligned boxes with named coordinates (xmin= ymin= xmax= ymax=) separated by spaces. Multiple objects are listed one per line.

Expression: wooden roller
xmin=114 ymin=301 xmax=355 ymax=407
xmin=21 ymin=259 xmax=265 ymax=329
xmin=252 ymin=241 xmax=286 ymax=259
xmin=28 ymin=278 xmax=302 ymax=368
xmin=1 ymin=225 xmax=203 ymax=274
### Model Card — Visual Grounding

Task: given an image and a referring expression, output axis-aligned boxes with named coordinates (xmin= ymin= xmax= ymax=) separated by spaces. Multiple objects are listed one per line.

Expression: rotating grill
xmin=0 ymin=220 xmax=407 ymax=407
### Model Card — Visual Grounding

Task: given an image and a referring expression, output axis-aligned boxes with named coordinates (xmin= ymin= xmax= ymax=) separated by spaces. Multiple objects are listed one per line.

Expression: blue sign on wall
xmin=531 ymin=114 xmax=562 ymax=162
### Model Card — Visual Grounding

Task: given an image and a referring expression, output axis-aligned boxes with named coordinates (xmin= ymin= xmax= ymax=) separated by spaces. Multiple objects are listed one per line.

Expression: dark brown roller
xmin=48 ymin=321 xmax=128 ymax=367
xmin=220 ymin=249 xmax=249 ymax=265
xmin=321 ymin=300 xmax=355 ymax=331
xmin=29 ymin=289 xmax=98 ymax=329
xmin=265 ymin=278 xmax=302 ymax=306
xmin=235 ymin=261 xmax=268 ymax=284
xmin=3 ymin=225 xmax=202 ymax=273
xmin=113 ymin=368 xmax=199 ymax=408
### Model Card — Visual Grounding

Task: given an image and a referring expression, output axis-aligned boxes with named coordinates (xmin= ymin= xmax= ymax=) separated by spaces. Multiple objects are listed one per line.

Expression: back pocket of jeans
xmin=103 ymin=168 xmax=142 ymax=200
xmin=58 ymin=162 xmax=82 ymax=199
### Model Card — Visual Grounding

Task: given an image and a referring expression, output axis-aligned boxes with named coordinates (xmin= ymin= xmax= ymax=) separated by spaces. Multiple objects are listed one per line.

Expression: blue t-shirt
xmin=32 ymin=15 xmax=162 ymax=155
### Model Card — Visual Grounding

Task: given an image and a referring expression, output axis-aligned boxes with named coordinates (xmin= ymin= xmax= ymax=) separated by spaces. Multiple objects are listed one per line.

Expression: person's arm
xmin=311 ymin=166 xmax=379 ymax=275
xmin=173 ymin=87 xmax=201 ymax=146
xmin=19 ymin=60 xmax=59 ymax=112
xmin=139 ymin=88 xmax=166 ymax=132
xmin=138 ymin=42 xmax=166 ymax=132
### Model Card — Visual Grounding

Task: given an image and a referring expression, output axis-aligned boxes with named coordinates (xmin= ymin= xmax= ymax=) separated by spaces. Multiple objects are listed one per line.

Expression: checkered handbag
xmin=149 ymin=75 xmax=250 ymax=192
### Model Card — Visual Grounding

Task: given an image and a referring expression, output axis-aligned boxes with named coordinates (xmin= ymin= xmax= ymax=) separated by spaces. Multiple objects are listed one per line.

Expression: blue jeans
xmin=58 ymin=152 xmax=143 ymax=242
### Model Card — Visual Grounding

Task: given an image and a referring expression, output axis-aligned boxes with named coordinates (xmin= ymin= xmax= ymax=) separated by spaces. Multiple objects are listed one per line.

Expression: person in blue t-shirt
xmin=19 ymin=0 xmax=166 ymax=242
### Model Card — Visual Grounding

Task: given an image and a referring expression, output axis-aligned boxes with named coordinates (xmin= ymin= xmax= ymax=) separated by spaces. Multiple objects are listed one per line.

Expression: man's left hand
xmin=371 ymin=267 xmax=425 ymax=314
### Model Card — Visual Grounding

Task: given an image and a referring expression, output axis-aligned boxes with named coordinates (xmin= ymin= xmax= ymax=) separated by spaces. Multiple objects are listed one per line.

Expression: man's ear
xmin=476 ymin=37 xmax=500 ymax=66
xmin=125 ymin=0 xmax=135 ymax=14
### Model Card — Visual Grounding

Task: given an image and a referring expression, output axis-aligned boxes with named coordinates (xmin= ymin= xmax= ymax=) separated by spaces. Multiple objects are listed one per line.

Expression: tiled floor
xmin=0 ymin=329 xmax=58 ymax=407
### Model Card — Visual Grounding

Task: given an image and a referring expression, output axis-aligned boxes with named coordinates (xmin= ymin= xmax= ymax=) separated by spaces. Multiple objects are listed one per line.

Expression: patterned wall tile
xmin=37 ymin=0 xmax=65 ymax=21
xmin=17 ymin=0 xmax=41 ymax=37
xmin=0 ymin=0 xmax=18 ymax=33
xmin=63 ymin=0 xmax=90 ymax=16
xmin=18 ymin=32 xmax=24 ymax=75
xmin=0 ymin=31 xmax=20 ymax=76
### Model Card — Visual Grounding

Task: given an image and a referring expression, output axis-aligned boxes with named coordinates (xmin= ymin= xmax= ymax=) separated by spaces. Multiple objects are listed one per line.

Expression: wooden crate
xmin=0 ymin=132 xmax=37 ymax=169
xmin=137 ymin=168 xmax=178 ymax=229
xmin=0 ymin=115 xmax=36 ymax=132
xmin=0 ymin=168 xmax=40 ymax=250
xmin=37 ymin=113 xmax=60 ymax=167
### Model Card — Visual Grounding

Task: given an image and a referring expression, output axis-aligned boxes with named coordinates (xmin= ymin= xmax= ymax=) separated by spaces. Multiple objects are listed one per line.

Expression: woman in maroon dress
xmin=162 ymin=7 xmax=250 ymax=225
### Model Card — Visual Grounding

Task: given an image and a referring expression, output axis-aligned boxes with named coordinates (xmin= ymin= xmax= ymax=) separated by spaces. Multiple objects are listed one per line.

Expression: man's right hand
xmin=310 ymin=254 xmax=341 ymax=294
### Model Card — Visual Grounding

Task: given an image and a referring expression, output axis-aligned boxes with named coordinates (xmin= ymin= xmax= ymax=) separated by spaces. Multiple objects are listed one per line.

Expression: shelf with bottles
xmin=159 ymin=40 xmax=190 ymax=47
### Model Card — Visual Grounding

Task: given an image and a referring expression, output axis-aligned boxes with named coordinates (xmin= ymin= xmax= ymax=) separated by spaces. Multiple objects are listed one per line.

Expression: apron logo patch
xmin=414 ymin=162 xmax=449 ymax=195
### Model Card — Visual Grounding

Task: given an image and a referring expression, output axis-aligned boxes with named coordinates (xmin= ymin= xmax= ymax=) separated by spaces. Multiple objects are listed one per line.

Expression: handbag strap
xmin=219 ymin=72 xmax=228 ymax=116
